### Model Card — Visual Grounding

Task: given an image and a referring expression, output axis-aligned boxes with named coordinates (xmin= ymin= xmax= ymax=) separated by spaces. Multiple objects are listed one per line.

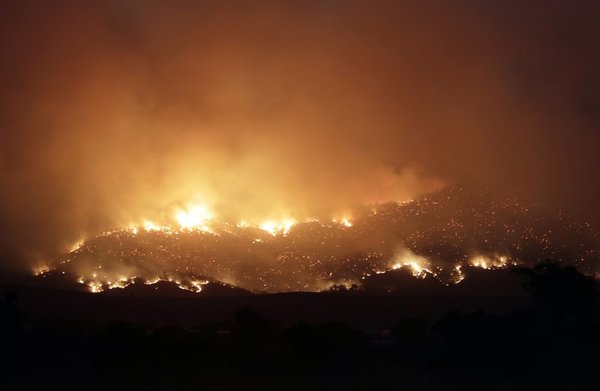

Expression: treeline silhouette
xmin=1 ymin=262 xmax=599 ymax=390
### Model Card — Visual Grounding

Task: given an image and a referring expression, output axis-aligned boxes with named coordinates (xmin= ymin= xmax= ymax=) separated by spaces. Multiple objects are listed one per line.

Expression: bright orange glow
xmin=69 ymin=240 xmax=84 ymax=252
xmin=332 ymin=216 xmax=353 ymax=227
xmin=143 ymin=220 xmax=163 ymax=232
xmin=236 ymin=220 xmax=250 ymax=228
xmin=33 ymin=265 xmax=50 ymax=276
xmin=390 ymin=249 xmax=434 ymax=278
xmin=187 ymin=279 xmax=209 ymax=293
xmin=38 ymin=186 xmax=552 ymax=295
xmin=71 ymin=274 xmax=211 ymax=294
xmin=453 ymin=264 xmax=465 ymax=283
xmin=174 ymin=204 xmax=214 ymax=231
xmin=470 ymin=254 xmax=510 ymax=269
xmin=259 ymin=219 xmax=296 ymax=236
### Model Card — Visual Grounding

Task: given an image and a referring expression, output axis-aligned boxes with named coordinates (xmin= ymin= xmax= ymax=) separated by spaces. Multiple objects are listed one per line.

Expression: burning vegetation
xmin=35 ymin=186 xmax=599 ymax=294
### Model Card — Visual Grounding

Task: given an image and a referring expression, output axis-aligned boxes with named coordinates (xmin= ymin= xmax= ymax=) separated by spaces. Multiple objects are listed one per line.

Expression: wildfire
xmin=187 ymin=279 xmax=210 ymax=293
xmin=470 ymin=254 xmax=511 ymax=270
xmin=390 ymin=250 xmax=434 ymax=278
xmin=332 ymin=216 xmax=353 ymax=227
xmin=87 ymin=281 xmax=103 ymax=293
xmin=452 ymin=264 xmax=465 ymax=283
xmin=124 ymin=203 xmax=216 ymax=235
xmin=142 ymin=220 xmax=166 ymax=232
xmin=69 ymin=198 xmax=358 ymax=246
xmin=41 ymin=185 xmax=585 ymax=294
xmin=69 ymin=239 xmax=85 ymax=252
xmin=42 ymin=208 xmax=527 ymax=295
xmin=259 ymin=219 xmax=296 ymax=236
xmin=73 ymin=274 xmax=210 ymax=294
xmin=51 ymin=222 xmax=522 ymax=294
xmin=174 ymin=204 xmax=214 ymax=231
xmin=236 ymin=220 xmax=250 ymax=228
xmin=33 ymin=265 xmax=51 ymax=276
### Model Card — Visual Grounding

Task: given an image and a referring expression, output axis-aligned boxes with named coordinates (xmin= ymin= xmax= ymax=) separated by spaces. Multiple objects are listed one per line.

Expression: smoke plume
xmin=0 ymin=0 xmax=598 ymax=271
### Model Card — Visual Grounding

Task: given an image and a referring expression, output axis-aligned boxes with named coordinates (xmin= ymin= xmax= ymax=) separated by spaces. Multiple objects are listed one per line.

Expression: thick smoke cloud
xmin=0 ymin=0 xmax=598 ymax=272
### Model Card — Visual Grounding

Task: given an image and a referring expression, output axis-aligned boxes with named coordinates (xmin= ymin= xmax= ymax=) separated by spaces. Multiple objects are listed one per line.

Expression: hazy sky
xmin=0 ymin=0 xmax=598 ymax=271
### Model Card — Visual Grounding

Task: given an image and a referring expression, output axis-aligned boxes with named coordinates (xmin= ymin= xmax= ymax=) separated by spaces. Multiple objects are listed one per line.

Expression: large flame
xmin=174 ymin=204 xmax=214 ymax=232
xmin=259 ymin=219 xmax=296 ymax=236
xmin=388 ymin=248 xmax=435 ymax=278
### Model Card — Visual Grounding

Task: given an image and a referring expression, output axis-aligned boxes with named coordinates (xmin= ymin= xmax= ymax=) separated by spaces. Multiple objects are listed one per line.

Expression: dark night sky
xmin=0 ymin=0 xmax=599 ymax=271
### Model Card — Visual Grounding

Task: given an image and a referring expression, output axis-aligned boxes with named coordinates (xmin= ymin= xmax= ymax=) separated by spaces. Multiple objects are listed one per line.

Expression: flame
xmin=87 ymin=281 xmax=103 ymax=293
xmin=318 ymin=278 xmax=361 ymax=291
xmin=174 ymin=204 xmax=214 ymax=231
xmin=332 ymin=216 xmax=353 ymax=227
xmin=184 ymin=279 xmax=209 ymax=293
xmin=74 ymin=274 xmax=210 ymax=294
xmin=33 ymin=265 xmax=51 ymax=276
xmin=237 ymin=220 xmax=250 ymax=228
xmin=69 ymin=239 xmax=85 ymax=253
xmin=452 ymin=264 xmax=465 ymax=283
xmin=470 ymin=254 xmax=510 ymax=269
xmin=259 ymin=218 xmax=296 ymax=236
xmin=142 ymin=220 xmax=164 ymax=232
xmin=390 ymin=249 xmax=433 ymax=278
xmin=341 ymin=218 xmax=353 ymax=227
xmin=144 ymin=277 xmax=161 ymax=285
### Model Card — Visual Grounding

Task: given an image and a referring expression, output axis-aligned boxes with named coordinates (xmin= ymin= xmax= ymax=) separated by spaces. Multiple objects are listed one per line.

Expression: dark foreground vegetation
xmin=1 ymin=262 xmax=599 ymax=390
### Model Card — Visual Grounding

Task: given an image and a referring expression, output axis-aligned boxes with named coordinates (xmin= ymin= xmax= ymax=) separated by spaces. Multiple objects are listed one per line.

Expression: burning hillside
xmin=36 ymin=186 xmax=599 ymax=293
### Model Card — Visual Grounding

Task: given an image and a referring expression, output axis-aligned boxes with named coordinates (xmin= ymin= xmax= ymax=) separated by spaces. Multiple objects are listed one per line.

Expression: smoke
xmin=0 ymin=0 xmax=599 ymax=271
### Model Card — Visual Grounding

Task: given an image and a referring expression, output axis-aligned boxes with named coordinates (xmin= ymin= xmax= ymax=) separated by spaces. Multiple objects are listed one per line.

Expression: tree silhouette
xmin=515 ymin=261 xmax=596 ymax=321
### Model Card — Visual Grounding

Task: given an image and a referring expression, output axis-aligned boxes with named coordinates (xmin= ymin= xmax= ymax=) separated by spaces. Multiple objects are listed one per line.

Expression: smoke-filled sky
xmin=0 ymin=0 xmax=599 ymax=272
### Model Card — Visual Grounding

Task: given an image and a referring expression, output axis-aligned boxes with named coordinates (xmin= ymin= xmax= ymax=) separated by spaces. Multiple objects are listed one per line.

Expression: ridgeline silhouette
xmin=1 ymin=262 xmax=599 ymax=389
